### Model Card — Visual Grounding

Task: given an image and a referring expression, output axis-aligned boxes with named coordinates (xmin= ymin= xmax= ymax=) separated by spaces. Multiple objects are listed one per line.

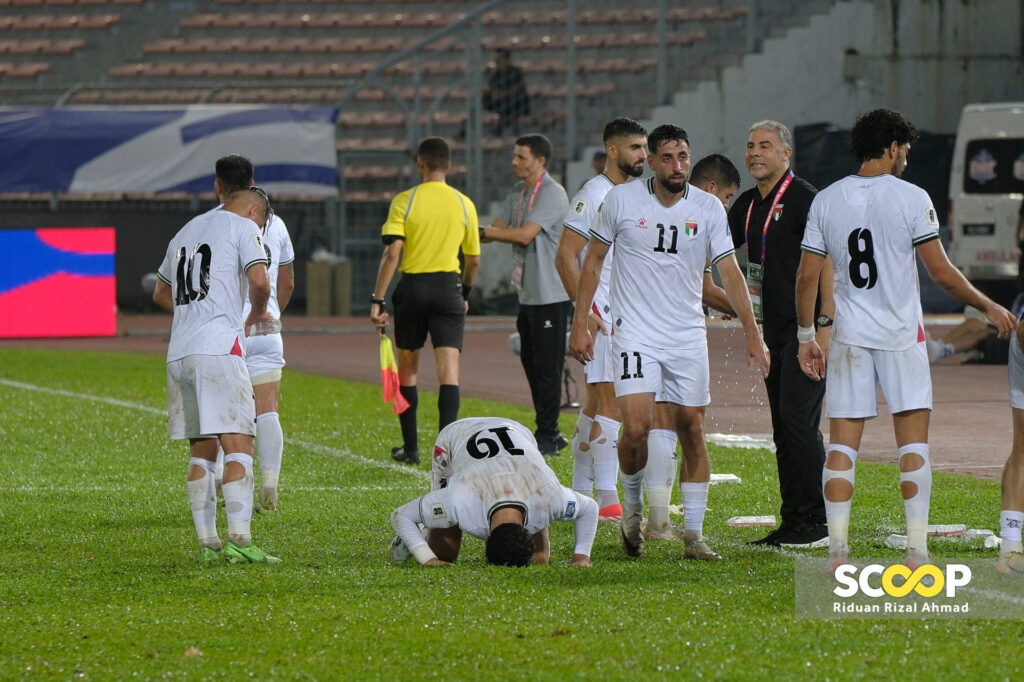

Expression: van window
xmin=963 ymin=138 xmax=1024 ymax=194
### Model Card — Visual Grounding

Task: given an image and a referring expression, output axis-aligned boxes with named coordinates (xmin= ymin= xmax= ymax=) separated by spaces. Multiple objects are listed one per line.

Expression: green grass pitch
xmin=1 ymin=347 xmax=1022 ymax=680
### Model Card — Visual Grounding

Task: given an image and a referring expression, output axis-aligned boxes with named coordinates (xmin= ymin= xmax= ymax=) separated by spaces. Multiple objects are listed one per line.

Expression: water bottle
xmin=249 ymin=319 xmax=283 ymax=336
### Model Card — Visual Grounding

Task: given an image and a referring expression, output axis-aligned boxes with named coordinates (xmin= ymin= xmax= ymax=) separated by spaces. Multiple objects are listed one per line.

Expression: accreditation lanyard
xmin=511 ymin=173 xmax=545 ymax=289
xmin=742 ymin=171 xmax=792 ymax=321
xmin=743 ymin=170 xmax=793 ymax=265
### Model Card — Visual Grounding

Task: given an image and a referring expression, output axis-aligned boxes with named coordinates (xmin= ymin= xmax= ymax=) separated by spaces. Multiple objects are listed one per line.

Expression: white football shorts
xmin=825 ymin=339 xmax=932 ymax=418
xmin=166 ymin=354 xmax=256 ymax=440
xmin=611 ymin=336 xmax=710 ymax=407
xmin=584 ymin=329 xmax=616 ymax=384
xmin=244 ymin=332 xmax=285 ymax=381
xmin=1009 ymin=333 xmax=1024 ymax=410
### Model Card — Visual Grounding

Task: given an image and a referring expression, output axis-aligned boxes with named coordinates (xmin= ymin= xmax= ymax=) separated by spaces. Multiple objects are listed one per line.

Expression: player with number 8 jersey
xmin=390 ymin=417 xmax=599 ymax=567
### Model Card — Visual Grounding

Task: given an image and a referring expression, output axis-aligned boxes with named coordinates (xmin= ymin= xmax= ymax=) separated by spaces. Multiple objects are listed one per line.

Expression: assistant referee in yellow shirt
xmin=370 ymin=137 xmax=481 ymax=465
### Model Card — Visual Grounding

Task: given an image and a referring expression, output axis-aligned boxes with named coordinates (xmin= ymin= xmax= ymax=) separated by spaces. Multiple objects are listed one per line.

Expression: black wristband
xmin=370 ymin=295 xmax=386 ymax=310
xmin=462 ymin=284 xmax=473 ymax=301
xmin=478 ymin=226 xmax=487 ymax=241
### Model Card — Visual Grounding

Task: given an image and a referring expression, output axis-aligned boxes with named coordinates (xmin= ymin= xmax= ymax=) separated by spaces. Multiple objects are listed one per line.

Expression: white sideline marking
xmin=708 ymin=433 xmax=775 ymax=450
xmin=0 ymin=377 xmax=426 ymax=479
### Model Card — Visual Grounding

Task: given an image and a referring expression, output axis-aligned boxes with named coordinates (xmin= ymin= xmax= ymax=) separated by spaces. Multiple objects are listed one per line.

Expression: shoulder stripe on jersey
xmin=156 ymin=272 xmax=172 ymax=285
xmin=563 ymin=223 xmax=590 ymax=239
xmin=589 ymin=229 xmax=612 ymax=246
xmin=244 ymin=258 xmax=267 ymax=272
xmin=801 ymin=245 xmax=828 ymax=256
xmin=710 ymin=248 xmax=734 ymax=266
xmin=403 ymin=185 xmax=419 ymax=222
xmin=647 ymin=178 xmax=654 ymax=194
xmin=453 ymin=187 xmax=468 ymax=231
xmin=912 ymin=233 xmax=940 ymax=246
xmin=279 ymin=257 xmax=295 ymax=267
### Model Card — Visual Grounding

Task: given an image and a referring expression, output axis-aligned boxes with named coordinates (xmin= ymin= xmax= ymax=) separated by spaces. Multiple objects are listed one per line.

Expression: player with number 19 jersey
xmin=393 ymin=417 xmax=598 ymax=553
xmin=157 ymin=209 xmax=268 ymax=362
xmin=592 ymin=178 xmax=735 ymax=350
xmin=801 ymin=174 xmax=939 ymax=351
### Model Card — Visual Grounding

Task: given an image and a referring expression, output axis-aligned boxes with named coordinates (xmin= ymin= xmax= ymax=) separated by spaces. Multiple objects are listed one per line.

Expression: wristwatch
xmin=816 ymin=314 xmax=834 ymax=328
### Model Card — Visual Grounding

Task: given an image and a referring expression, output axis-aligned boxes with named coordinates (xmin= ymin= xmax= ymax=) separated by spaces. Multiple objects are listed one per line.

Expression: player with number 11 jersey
xmin=593 ymin=177 xmax=735 ymax=351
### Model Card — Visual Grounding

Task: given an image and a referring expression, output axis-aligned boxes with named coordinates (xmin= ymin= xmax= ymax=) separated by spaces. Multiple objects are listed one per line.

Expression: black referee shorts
xmin=392 ymin=272 xmax=465 ymax=351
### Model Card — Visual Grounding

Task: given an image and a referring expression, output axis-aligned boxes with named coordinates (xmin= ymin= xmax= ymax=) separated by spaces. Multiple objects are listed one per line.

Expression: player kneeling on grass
xmin=390 ymin=417 xmax=598 ymax=566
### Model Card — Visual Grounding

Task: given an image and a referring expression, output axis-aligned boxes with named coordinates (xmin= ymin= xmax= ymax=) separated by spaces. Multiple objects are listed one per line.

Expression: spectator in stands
xmin=370 ymin=137 xmax=481 ymax=465
xmin=483 ymin=48 xmax=530 ymax=136
xmin=591 ymin=150 xmax=607 ymax=175
xmin=481 ymin=134 xmax=571 ymax=456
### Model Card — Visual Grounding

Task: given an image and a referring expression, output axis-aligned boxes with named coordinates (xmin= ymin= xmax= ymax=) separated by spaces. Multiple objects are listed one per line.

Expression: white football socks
xmin=822 ymin=444 xmax=858 ymax=554
xmin=222 ymin=452 xmax=255 ymax=546
xmin=571 ymin=411 xmax=595 ymax=496
xmin=620 ymin=469 xmax=644 ymax=507
xmin=645 ymin=429 xmax=678 ymax=531
xmin=257 ymin=412 xmax=283 ymax=504
xmin=592 ymin=415 xmax=621 ymax=510
xmin=898 ymin=443 xmax=931 ymax=556
xmin=214 ymin=447 xmax=224 ymax=497
xmin=680 ymin=481 xmax=709 ymax=538
xmin=1000 ymin=510 xmax=1024 ymax=554
xmin=187 ymin=457 xmax=219 ymax=549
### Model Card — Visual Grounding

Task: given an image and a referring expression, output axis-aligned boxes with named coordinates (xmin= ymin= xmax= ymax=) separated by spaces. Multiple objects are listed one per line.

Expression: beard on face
xmin=619 ymin=158 xmax=644 ymax=178
xmin=657 ymin=174 xmax=687 ymax=194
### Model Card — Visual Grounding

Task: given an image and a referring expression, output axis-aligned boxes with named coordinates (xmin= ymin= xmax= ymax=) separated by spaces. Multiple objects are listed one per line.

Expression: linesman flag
xmin=379 ymin=331 xmax=410 ymax=414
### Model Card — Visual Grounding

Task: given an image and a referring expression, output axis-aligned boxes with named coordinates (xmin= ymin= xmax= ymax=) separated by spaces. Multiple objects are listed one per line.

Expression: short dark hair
xmin=515 ymin=134 xmax=553 ymax=166
xmin=646 ymin=124 xmax=689 ymax=155
xmin=495 ymin=47 xmax=512 ymax=60
xmin=417 ymin=136 xmax=450 ymax=171
xmin=603 ymin=117 xmax=647 ymax=144
xmin=485 ymin=522 xmax=534 ymax=567
xmin=689 ymin=153 xmax=741 ymax=189
xmin=849 ymin=108 xmax=919 ymax=163
xmin=215 ymin=154 xmax=253 ymax=193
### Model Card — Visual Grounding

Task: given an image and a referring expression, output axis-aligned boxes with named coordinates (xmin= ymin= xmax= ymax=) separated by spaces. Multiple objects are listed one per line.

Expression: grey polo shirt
xmin=501 ymin=173 xmax=570 ymax=306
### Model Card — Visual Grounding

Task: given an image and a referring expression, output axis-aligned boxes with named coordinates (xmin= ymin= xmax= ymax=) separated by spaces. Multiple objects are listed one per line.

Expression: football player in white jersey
xmin=208 ymin=156 xmax=295 ymax=512
xmin=795 ymin=108 xmax=1015 ymax=569
xmin=389 ymin=417 xmax=599 ymax=567
xmin=153 ymin=187 xmax=280 ymax=564
xmin=999 ymin=310 xmax=1024 ymax=574
xmin=641 ymin=154 xmax=743 ymax=543
xmin=569 ymin=124 xmax=769 ymax=560
xmin=555 ymin=117 xmax=648 ymax=525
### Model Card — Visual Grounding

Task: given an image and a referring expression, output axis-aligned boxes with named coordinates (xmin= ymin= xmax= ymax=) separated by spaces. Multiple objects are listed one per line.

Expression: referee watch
xmin=815 ymin=314 xmax=833 ymax=328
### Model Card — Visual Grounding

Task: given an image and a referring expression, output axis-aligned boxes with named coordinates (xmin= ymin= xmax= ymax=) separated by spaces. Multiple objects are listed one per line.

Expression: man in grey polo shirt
xmin=482 ymin=134 xmax=571 ymax=456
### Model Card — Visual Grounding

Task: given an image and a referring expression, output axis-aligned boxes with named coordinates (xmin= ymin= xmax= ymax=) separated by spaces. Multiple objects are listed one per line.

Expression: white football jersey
xmin=418 ymin=418 xmax=580 ymax=539
xmin=802 ymin=174 xmax=940 ymax=350
xmin=157 ymin=209 xmax=268 ymax=361
xmin=564 ymin=174 xmax=615 ymax=321
xmin=243 ymin=213 xmax=294 ymax=321
xmin=592 ymin=178 xmax=734 ymax=349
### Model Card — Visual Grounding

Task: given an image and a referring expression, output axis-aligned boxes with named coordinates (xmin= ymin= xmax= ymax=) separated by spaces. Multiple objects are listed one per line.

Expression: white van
xmin=947 ymin=103 xmax=1024 ymax=290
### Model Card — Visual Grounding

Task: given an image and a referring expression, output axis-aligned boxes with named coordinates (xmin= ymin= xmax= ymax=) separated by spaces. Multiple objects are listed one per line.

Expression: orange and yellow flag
xmin=379 ymin=331 xmax=410 ymax=414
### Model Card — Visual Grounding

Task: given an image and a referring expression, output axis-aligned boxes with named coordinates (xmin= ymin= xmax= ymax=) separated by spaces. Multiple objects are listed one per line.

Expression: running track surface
xmin=2 ymin=313 xmax=1010 ymax=480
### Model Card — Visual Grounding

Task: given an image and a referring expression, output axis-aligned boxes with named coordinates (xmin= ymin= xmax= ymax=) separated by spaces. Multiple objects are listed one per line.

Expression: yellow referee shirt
xmin=382 ymin=181 xmax=480 ymax=274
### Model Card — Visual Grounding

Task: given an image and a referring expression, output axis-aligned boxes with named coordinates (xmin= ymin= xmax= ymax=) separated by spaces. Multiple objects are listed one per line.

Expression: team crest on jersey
xmin=927 ymin=208 xmax=939 ymax=225
xmin=431 ymin=503 xmax=446 ymax=520
xmin=252 ymin=234 xmax=264 ymax=250
xmin=684 ymin=221 xmax=698 ymax=237
xmin=636 ymin=217 xmax=647 ymax=229
xmin=772 ymin=204 xmax=784 ymax=221
xmin=565 ymin=500 xmax=577 ymax=519
xmin=573 ymin=200 xmax=587 ymax=216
